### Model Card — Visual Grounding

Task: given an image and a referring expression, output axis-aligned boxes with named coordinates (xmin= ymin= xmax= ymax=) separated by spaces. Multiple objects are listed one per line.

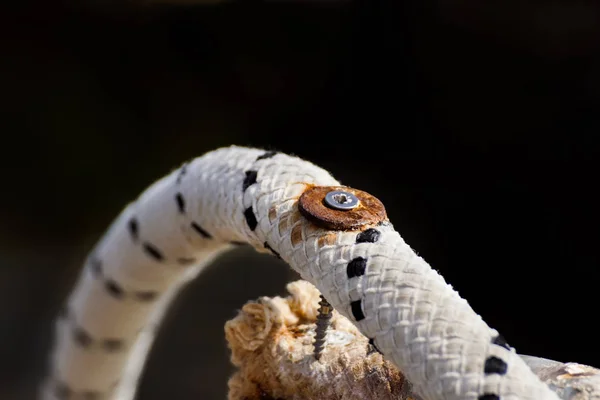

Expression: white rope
xmin=41 ymin=145 xmax=560 ymax=400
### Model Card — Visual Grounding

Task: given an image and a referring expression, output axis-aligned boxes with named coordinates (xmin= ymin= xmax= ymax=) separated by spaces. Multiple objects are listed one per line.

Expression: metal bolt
xmin=324 ymin=190 xmax=360 ymax=211
xmin=299 ymin=185 xmax=387 ymax=230
xmin=313 ymin=295 xmax=333 ymax=361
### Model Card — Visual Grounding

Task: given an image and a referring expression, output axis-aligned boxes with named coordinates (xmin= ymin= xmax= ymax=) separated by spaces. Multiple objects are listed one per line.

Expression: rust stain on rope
xmin=298 ymin=186 xmax=388 ymax=231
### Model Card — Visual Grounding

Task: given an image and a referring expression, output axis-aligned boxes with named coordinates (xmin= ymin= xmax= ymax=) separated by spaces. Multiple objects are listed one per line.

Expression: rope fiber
xmin=41 ymin=145 xmax=560 ymax=400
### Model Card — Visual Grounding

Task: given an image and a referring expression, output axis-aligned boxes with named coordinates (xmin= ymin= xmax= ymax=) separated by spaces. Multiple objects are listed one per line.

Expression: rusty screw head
xmin=298 ymin=185 xmax=388 ymax=231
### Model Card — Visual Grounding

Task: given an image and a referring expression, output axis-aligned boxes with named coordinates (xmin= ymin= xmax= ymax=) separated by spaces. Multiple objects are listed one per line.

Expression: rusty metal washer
xmin=298 ymin=185 xmax=388 ymax=231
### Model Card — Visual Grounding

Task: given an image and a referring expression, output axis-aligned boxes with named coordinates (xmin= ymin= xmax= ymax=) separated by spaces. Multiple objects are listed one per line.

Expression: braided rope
xmin=41 ymin=146 xmax=560 ymax=400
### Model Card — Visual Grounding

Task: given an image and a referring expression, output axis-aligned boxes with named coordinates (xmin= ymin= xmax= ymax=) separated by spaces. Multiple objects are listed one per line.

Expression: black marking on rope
xmin=264 ymin=242 xmax=281 ymax=259
xmin=478 ymin=395 xmax=500 ymax=400
xmin=104 ymin=279 xmax=125 ymax=299
xmin=350 ymin=300 xmax=365 ymax=321
xmin=256 ymin=151 xmax=277 ymax=161
xmin=73 ymin=326 xmax=93 ymax=348
xmin=492 ymin=334 xmax=511 ymax=350
xmin=135 ymin=291 xmax=159 ymax=302
xmin=242 ymin=170 xmax=258 ymax=192
xmin=484 ymin=356 xmax=508 ymax=375
xmin=175 ymin=192 xmax=186 ymax=213
xmin=102 ymin=339 xmax=124 ymax=352
xmin=230 ymin=241 xmax=247 ymax=246
xmin=367 ymin=338 xmax=381 ymax=355
xmin=53 ymin=381 xmax=72 ymax=399
xmin=356 ymin=228 xmax=381 ymax=243
xmin=244 ymin=207 xmax=258 ymax=231
xmin=177 ymin=257 xmax=197 ymax=266
xmin=128 ymin=218 xmax=139 ymax=242
xmin=89 ymin=256 xmax=103 ymax=278
xmin=191 ymin=221 xmax=212 ymax=239
xmin=143 ymin=242 xmax=164 ymax=261
xmin=176 ymin=162 xmax=189 ymax=184
xmin=347 ymin=257 xmax=367 ymax=278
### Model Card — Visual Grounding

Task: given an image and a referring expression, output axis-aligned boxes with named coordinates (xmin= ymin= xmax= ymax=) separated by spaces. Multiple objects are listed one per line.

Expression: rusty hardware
xmin=313 ymin=295 xmax=333 ymax=361
xmin=298 ymin=185 xmax=388 ymax=231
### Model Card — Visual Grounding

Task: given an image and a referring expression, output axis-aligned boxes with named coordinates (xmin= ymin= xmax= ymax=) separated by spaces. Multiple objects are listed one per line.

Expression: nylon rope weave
xmin=40 ymin=145 xmax=560 ymax=400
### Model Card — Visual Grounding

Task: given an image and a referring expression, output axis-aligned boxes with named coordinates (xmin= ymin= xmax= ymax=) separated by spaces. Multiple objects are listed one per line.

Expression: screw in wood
xmin=314 ymin=295 xmax=333 ymax=361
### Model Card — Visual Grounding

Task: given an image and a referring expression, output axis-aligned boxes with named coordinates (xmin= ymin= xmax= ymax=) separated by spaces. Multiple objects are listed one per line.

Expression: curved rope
xmin=41 ymin=146 xmax=560 ymax=400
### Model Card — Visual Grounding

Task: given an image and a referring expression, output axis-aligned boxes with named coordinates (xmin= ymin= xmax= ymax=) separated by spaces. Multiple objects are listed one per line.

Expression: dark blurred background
xmin=1 ymin=0 xmax=599 ymax=399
